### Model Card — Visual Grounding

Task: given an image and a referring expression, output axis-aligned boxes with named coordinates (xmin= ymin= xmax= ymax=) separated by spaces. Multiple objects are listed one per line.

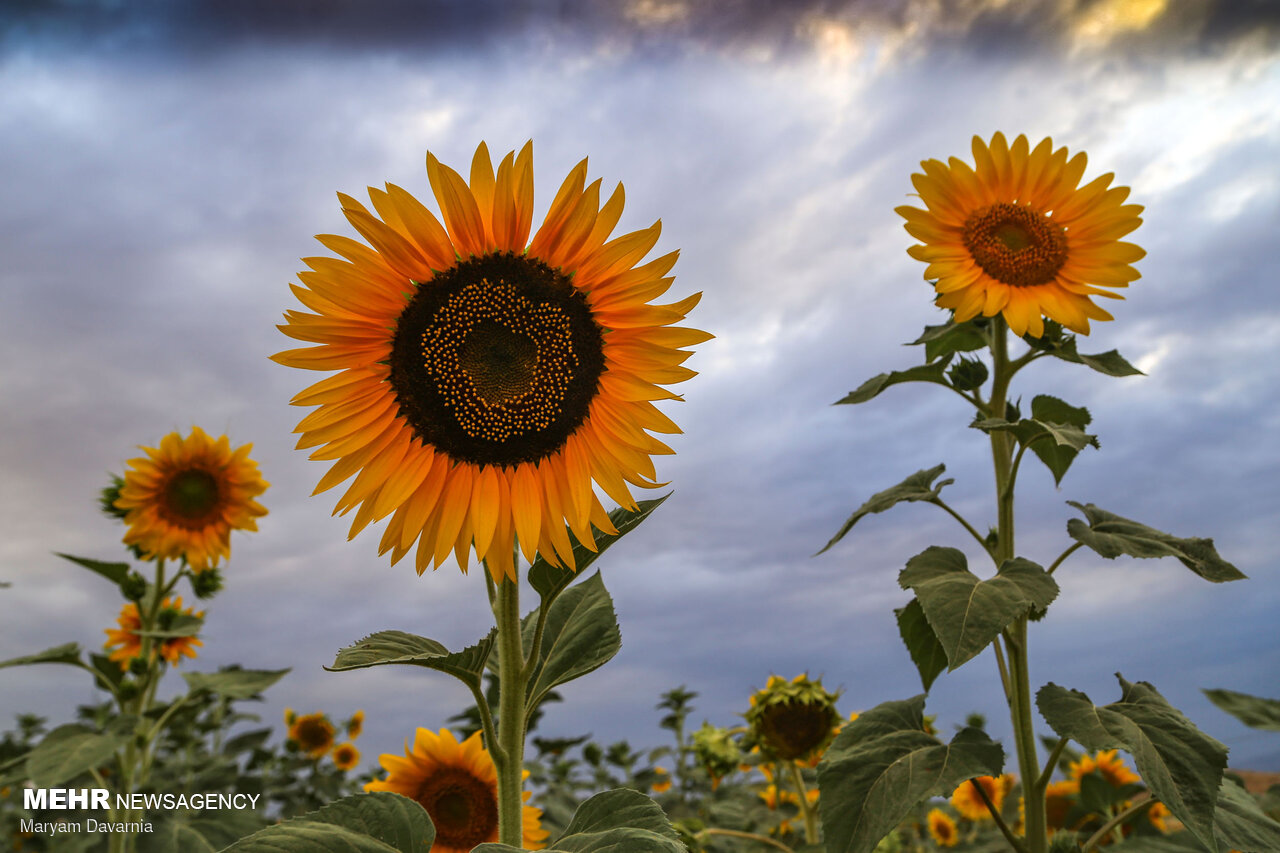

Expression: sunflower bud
xmin=948 ymin=357 xmax=988 ymax=391
xmin=99 ymin=475 xmax=130 ymax=523
xmin=190 ymin=567 xmax=224 ymax=599
xmin=116 ymin=680 xmax=140 ymax=702
xmin=691 ymin=723 xmax=741 ymax=788
xmin=120 ymin=572 xmax=148 ymax=602
xmin=745 ymin=673 xmax=842 ymax=762
xmin=128 ymin=657 xmax=149 ymax=676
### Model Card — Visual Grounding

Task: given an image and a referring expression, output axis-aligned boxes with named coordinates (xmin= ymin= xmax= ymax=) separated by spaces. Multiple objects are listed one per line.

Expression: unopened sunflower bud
xmin=128 ymin=657 xmax=150 ymax=676
xmin=121 ymin=573 xmax=148 ymax=602
xmin=191 ymin=567 xmax=224 ymax=599
xmin=948 ymin=357 xmax=988 ymax=391
xmin=99 ymin=475 xmax=130 ymax=523
xmin=117 ymin=680 xmax=140 ymax=702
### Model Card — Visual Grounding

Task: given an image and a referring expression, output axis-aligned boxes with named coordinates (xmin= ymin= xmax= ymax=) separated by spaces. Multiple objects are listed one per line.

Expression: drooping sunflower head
xmin=273 ymin=142 xmax=708 ymax=582
xmin=1069 ymin=749 xmax=1140 ymax=788
xmin=102 ymin=596 xmax=203 ymax=671
xmin=691 ymin=722 xmax=742 ymax=790
xmin=927 ymin=807 xmax=959 ymax=847
xmin=745 ymin=674 xmax=842 ymax=763
xmin=896 ymin=132 xmax=1144 ymax=338
xmin=288 ymin=712 xmax=337 ymax=759
xmin=364 ymin=728 xmax=546 ymax=853
xmin=331 ymin=742 xmax=361 ymax=771
xmin=115 ymin=427 xmax=268 ymax=572
xmin=950 ymin=775 xmax=1007 ymax=821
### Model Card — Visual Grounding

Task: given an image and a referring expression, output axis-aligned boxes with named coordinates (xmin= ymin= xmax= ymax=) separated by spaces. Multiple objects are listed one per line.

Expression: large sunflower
xmin=365 ymin=728 xmax=547 ymax=852
xmin=273 ymin=143 xmax=707 ymax=582
xmin=896 ymin=132 xmax=1144 ymax=338
xmin=103 ymin=597 xmax=203 ymax=670
xmin=115 ymin=427 xmax=268 ymax=571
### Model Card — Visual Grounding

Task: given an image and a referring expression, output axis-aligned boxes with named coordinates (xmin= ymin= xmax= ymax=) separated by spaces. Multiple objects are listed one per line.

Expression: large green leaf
xmin=1026 ymin=320 xmax=1144 ymax=377
xmin=899 ymin=548 xmax=1058 ymax=670
xmin=218 ymin=792 xmax=434 ymax=853
xmin=525 ymin=572 xmax=621 ymax=709
xmin=1202 ymin=689 xmax=1280 ymax=731
xmin=26 ymin=720 xmax=135 ymax=787
xmin=0 ymin=642 xmax=82 ymax=670
xmin=818 ymin=695 xmax=1004 ymax=853
xmin=529 ymin=494 xmax=670 ymax=601
xmin=818 ymin=465 xmax=953 ymax=554
xmin=1037 ymin=676 xmax=1229 ymax=852
xmin=895 ymin=598 xmax=947 ymax=691
xmin=971 ymin=395 xmax=1098 ymax=485
xmin=1066 ymin=503 xmax=1246 ymax=582
xmin=182 ymin=668 xmax=290 ymax=700
xmin=910 ymin=320 xmax=988 ymax=363
xmin=474 ymin=788 xmax=683 ymax=853
xmin=55 ymin=553 xmax=131 ymax=588
xmin=140 ymin=811 xmax=266 ymax=853
xmin=1211 ymin=774 xmax=1280 ymax=852
xmin=835 ymin=358 xmax=953 ymax=406
xmin=328 ymin=630 xmax=493 ymax=691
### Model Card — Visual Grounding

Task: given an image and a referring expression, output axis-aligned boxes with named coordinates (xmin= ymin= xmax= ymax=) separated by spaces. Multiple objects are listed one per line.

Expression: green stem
xmin=787 ymin=761 xmax=819 ymax=845
xmin=931 ymin=497 xmax=996 ymax=558
xmin=1046 ymin=542 xmax=1083 ymax=576
xmin=492 ymin=572 xmax=528 ymax=847
xmin=1035 ymin=738 xmax=1069 ymax=791
xmin=969 ymin=777 xmax=1028 ymax=853
xmin=1080 ymin=793 xmax=1152 ymax=853
xmin=697 ymin=828 xmax=796 ymax=853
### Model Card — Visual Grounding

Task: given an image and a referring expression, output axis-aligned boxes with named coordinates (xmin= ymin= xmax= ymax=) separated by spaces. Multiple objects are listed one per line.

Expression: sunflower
xmin=331 ymin=742 xmax=361 ymax=771
xmin=115 ymin=427 xmax=268 ymax=571
xmin=927 ymin=808 xmax=959 ymax=847
xmin=650 ymin=766 xmax=672 ymax=793
xmin=288 ymin=712 xmax=337 ymax=759
xmin=103 ymin=597 xmax=203 ymax=670
xmin=950 ymin=775 xmax=1007 ymax=821
xmin=365 ymin=728 xmax=547 ymax=852
xmin=897 ymin=132 xmax=1144 ymax=338
xmin=1044 ymin=778 xmax=1081 ymax=829
xmin=273 ymin=142 xmax=708 ymax=582
xmin=1069 ymin=749 xmax=1140 ymax=788
xmin=746 ymin=674 xmax=842 ymax=762
xmin=346 ymin=709 xmax=365 ymax=740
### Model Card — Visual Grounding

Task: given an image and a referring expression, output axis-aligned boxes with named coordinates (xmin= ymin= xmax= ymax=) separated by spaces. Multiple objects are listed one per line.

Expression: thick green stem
xmin=787 ymin=761 xmax=819 ymax=845
xmin=493 ymin=574 xmax=528 ymax=847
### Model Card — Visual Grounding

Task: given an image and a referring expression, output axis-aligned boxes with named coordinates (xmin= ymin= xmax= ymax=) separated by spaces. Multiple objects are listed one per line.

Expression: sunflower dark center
xmin=390 ymin=252 xmax=605 ymax=467
xmin=963 ymin=202 xmax=1068 ymax=288
xmin=162 ymin=470 xmax=221 ymax=526
xmin=415 ymin=767 xmax=498 ymax=847
xmin=293 ymin=719 xmax=332 ymax=752
xmin=757 ymin=702 xmax=836 ymax=761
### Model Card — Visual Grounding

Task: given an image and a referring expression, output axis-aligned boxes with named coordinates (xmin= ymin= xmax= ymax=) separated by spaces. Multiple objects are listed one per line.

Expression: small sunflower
xmin=1044 ymin=778 xmax=1081 ymax=829
xmin=289 ymin=712 xmax=337 ymax=759
xmin=927 ymin=808 xmax=959 ymax=848
xmin=1069 ymin=749 xmax=1140 ymax=788
xmin=346 ymin=709 xmax=365 ymax=740
xmin=650 ymin=766 xmax=672 ymax=793
xmin=897 ymin=132 xmax=1144 ymax=338
xmin=365 ymin=728 xmax=546 ymax=852
xmin=115 ymin=427 xmax=268 ymax=572
xmin=1148 ymin=800 xmax=1171 ymax=833
xmin=274 ymin=142 xmax=708 ymax=582
xmin=103 ymin=597 xmax=203 ymax=670
xmin=745 ymin=674 xmax=842 ymax=763
xmin=331 ymin=742 xmax=361 ymax=771
xmin=950 ymin=775 xmax=1006 ymax=821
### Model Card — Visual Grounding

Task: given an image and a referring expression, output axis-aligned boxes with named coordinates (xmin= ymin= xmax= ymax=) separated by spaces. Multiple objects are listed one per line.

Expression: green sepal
xmin=1036 ymin=675 xmax=1229 ymax=852
xmin=971 ymin=395 xmax=1098 ymax=485
xmin=473 ymin=788 xmax=683 ymax=853
xmin=1066 ymin=502 xmax=1246 ymax=582
xmin=25 ymin=716 xmax=136 ymax=787
xmin=818 ymin=465 xmax=952 ymax=555
xmin=817 ymin=695 xmax=1004 ymax=853
xmin=0 ymin=642 xmax=82 ymax=670
xmin=1025 ymin=320 xmax=1143 ymax=377
xmin=1202 ymin=689 xmax=1280 ymax=731
xmin=328 ymin=630 xmax=493 ymax=692
xmin=529 ymin=494 xmax=670 ymax=601
xmin=835 ymin=357 xmax=953 ymax=405
xmin=140 ymin=811 xmax=267 ymax=853
xmin=135 ymin=612 xmax=204 ymax=639
xmin=216 ymin=791 xmax=434 ymax=853
xmin=899 ymin=547 xmax=1058 ymax=670
xmin=181 ymin=668 xmax=290 ymax=700
xmin=523 ymin=572 xmax=621 ymax=711
xmin=910 ymin=319 xmax=989 ymax=363
xmin=894 ymin=598 xmax=947 ymax=691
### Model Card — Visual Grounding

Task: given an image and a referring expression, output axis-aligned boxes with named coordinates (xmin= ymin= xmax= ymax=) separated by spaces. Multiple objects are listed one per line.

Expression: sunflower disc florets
xmin=745 ymin=674 xmax=842 ymax=763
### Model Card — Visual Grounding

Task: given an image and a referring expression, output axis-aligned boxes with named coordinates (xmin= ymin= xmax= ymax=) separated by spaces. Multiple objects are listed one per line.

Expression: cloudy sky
xmin=3 ymin=0 xmax=1279 ymax=783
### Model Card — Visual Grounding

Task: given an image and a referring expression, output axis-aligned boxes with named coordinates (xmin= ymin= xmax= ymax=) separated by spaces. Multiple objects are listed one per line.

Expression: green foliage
xmin=521 ymin=571 xmax=621 ymax=712
xmin=971 ymin=395 xmax=1098 ymax=485
xmin=182 ymin=668 xmax=290 ymax=700
xmin=329 ymin=629 xmax=494 ymax=691
xmin=1065 ymin=503 xmax=1246 ymax=582
xmin=475 ymin=789 xmax=683 ymax=853
xmin=911 ymin=320 xmax=989 ymax=362
xmin=1024 ymin=320 xmax=1144 ymax=377
xmin=817 ymin=695 xmax=1004 ymax=853
xmin=0 ymin=642 xmax=84 ymax=671
xmin=835 ymin=357 xmax=953 ymax=405
xmin=529 ymin=495 xmax=670 ymax=601
xmin=894 ymin=598 xmax=947 ymax=691
xmin=819 ymin=465 xmax=953 ymax=554
xmin=55 ymin=552 xmax=132 ymax=591
xmin=25 ymin=718 xmax=135 ymax=787
xmin=218 ymin=792 xmax=435 ymax=853
xmin=1203 ymin=688 xmax=1280 ymax=731
xmin=140 ymin=811 xmax=266 ymax=853
xmin=899 ymin=547 xmax=1058 ymax=671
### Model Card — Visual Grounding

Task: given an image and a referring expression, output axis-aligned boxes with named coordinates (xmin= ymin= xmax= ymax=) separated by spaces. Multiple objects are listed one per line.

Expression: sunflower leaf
xmin=970 ymin=395 xmax=1098 ymax=485
xmin=529 ymin=494 xmax=670 ymax=602
xmin=182 ymin=668 xmax=290 ymax=700
xmin=26 ymin=718 xmax=136 ymax=787
xmin=895 ymin=598 xmax=948 ymax=691
xmin=474 ymin=788 xmax=682 ymax=853
xmin=524 ymin=572 xmax=621 ymax=711
xmin=216 ymin=791 xmax=434 ymax=853
xmin=1202 ymin=689 xmax=1280 ymax=731
xmin=1026 ymin=322 xmax=1144 ymax=377
xmin=835 ymin=357 xmax=953 ymax=406
xmin=1066 ymin=503 xmax=1246 ymax=582
xmin=910 ymin=320 xmax=989 ymax=363
xmin=1211 ymin=774 xmax=1280 ymax=852
xmin=0 ymin=642 xmax=83 ymax=670
xmin=817 ymin=695 xmax=1004 ymax=853
xmin=899 ymin=548 xmax=1058 ymax=670
xmin=135 ymin=612 xmax=204 ymax=639
xmin=328 ymin=630 xmax=494 ymax=691
xmin=141 ymin=811 xmax=267 ymax=853
xmin=54 ymin=552 xmax=132 ymax=589
xmin=817 ymin=465 xmax=952 ymax=555
xmin=1036 ymin=675 xmax=1229 ymax=852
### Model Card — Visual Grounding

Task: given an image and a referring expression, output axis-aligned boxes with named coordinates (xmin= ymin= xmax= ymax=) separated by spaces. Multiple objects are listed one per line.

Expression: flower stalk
xmin=492 ymin=569 xmax=529 ymax=847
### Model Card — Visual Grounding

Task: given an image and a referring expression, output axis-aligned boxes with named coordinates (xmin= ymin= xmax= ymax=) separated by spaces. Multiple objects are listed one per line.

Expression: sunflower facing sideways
xmin=103 ymin=597 xmax=203 ymax=670
xmin=897 ymin=132 xmax=1144 ymax=338
xmin=274 ymin=142 xmax=707 ymax=581
xmin=365 ymin=728 xmax=547 ymax=852
xmin=115 ymin=427 xmax=269 ymax=571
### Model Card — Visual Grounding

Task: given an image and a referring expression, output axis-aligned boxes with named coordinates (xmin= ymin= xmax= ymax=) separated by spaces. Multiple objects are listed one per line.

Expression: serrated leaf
xmin=328 ymin=630 xmax=493 ymax=691
xmin=818 ymin=465 xmax=953 ymax=554
xmin=899 ymin=548 xmax=1058 ymax=670
xmin=26 ymin=720 xmax=134 ymax=787
xmin=218 ymin=792 xmax=434 ymax=853
xmin=895 ymin=599 xmax=947 ymax=691
xmin=529 ymin=495 xmax=670 ymax=601
xmin=835 ymin=358 xmax=953 ymax=405
xmin=475 ymin=788 xmax=683 ymax=853
xmin=1066 ymin=503 xmax=1246 ymax=582
xmin=1036 ymin=675 xmax=1229 ymax=852
xmin=1212 ymin=774 xmax=1280 ymax=852
xmin=55 ymin=553 xmax=131 ymax=587
xmin=525 ymin=572 xmax=620 ymax=709
xmin=910 ymin=321 xmax=989 ymax=363
xmin=817 ymin=695 xmax=1004 ymax=853
xmin=1030 ymin=323 xmax=1144 ymax=377
xmin=141 ymin=811 xmax=266 ymax=853
xmin=182 ymin=668 xmax=290 ymax=700
xmin=0 ymin=642 xmax=82 ymax=670
xmin=972 ymin=395 xmax=1097 ymax=485
xmin=1202 ymin=689 xmax=1280 ymax=732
